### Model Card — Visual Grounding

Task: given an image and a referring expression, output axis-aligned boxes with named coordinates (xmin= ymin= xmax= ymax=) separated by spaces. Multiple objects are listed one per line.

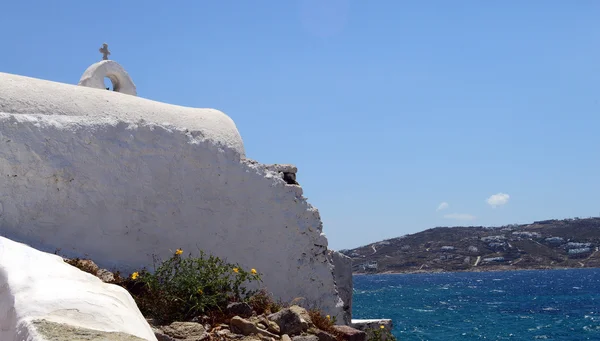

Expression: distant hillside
xmin=341 ymin=217 xmax=600 ymax=274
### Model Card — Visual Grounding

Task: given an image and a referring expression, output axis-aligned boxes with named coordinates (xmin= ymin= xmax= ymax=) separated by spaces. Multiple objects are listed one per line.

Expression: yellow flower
xmin=233 ymin=268 xmax=239 ymax=273
xmin=197 ymin=288 xmax=203 ymax=295
xmin=251 ymin=268 xmax=257 ymax=274
xmin=380 ymin=325 xmax=385 ymax=329
xmin=131 ymin=272 xmax=139 ymax=280
xmin=175 ymin=248 xmax=183 ymax=255
xmin=326 ymin=315 xmax=330 ymax=320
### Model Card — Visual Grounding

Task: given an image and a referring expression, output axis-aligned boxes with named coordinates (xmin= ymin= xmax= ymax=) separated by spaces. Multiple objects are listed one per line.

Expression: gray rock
xmin=65 ymin=258 xmax=99 ymax=275
xmin=190 ymin=315 xmax=212 ymax=332
xmin=268 ymin=308 xmax=304 ymax=335
xmin=31 ymin=319 xmax=146 ymax=341
xmin=315 ymin=330 xmax=337 ymax=341
xmin=155 ymin=329 xmax=177 ymax=341
xmin=291 ymin=335 xmax=319 ymax=341
xmin=282 ymin=335 xmax=293 ymax=341
xmin=231 ymin=316 xmax=260 ymax=336
xmin=228 ymin=302 xmax=254 ymax=318
xmin=289 ymin=305 xmax=313 ymax=330
xmin=258 ymin=315 xmax=281 ymax=334
xmin=149 ymin=320 xmax=177 ymax=341
xmin=231 ymin=316 xmax=280 ymax=339
xmin=258 ymin=334 xmax=278 ymax=341
xmin=234 ymin=336 xmax=262 ymax=341
xmin=96 ymin=268 xmax=115 ymax=282
xmin=332 ymin=325 xmax=366 ymax=341
xmin=227 ymin=333 xmax=247 ymax=340
xmin=267 ymin=320 xmax=281 ymax=335
xmin=161 ymin=321 xmax=209 ymax=341
xmin=217 ymin=329 xmax=245 ymax=339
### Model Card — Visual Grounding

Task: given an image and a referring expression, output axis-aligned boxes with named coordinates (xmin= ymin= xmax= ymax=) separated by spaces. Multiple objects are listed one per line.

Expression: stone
xmin=258 ymin=315 xmax=281 ymax=334
xmin=217 ymin=329 xmax=245 ymax=340
xmin=230 ymin=316 xmax=279 ymax=339
xmin=240 ymin=337 xmax=263 ymax=341
xmin=315 ymin=330 xmax=337 ymax=341
xmin=31 ymin=319 xmax=147 ymax=341
xmin=190 ymin=315 xmax=212 ymax=332
xmin=258 ymin=334 xmax=277 ymax=341
xmin=227 ymin=333 xmax=246 ymax=340
xmin=66 ymin=258 xmax=99 ymax=275
xmin=281 ymin=335 xmax=293 ymax=341
xmin=154 ymin=328 xmax=177 ymax=341
xmin=228 ymin=302 xmax=254 ymax=318
xmin=161 ymin=322 xmax=209 ymax=341
xmin=268 ymin=308 xmax=304 ymax=336
xmin=288 ymin=305 xmax=313 ymax=330
xmin=331 ymin=326 xmax=366 ymax=341
xmin=0 ymin=236 xmax=157 ymax=341
xmin=230 ymin=316 xmax=257 ymax=335
xmin=96 ymin=268 xmax=115 ymax=282
xmin=267 ymin=321 xmax=281 ymax=334
xmin=0 ymin=70 xmax=347 ymax=323
xmin=291 ymin=336 xmax=319 ymax=341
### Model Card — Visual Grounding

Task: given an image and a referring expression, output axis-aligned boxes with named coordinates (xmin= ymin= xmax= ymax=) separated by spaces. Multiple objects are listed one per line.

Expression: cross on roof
xmin=99 ymin=43 xmax=110 ymax=60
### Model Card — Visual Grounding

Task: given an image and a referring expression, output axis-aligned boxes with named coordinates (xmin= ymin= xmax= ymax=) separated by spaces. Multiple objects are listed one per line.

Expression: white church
xmin=0 ymin=44 xmax=377 ymax=340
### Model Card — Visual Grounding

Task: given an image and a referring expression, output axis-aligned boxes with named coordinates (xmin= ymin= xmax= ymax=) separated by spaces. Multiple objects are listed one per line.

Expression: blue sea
xmin=352 ymin=269 xmax=600 ymax=340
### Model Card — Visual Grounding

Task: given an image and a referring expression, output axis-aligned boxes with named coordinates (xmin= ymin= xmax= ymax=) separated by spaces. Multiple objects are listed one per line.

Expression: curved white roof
xmin=0 ymin=71 xmax=245 ymax=156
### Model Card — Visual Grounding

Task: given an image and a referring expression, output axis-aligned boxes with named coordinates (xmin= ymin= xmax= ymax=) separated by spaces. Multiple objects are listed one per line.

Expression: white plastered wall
xmin=0 ymin=71 xmax=345 ymax=320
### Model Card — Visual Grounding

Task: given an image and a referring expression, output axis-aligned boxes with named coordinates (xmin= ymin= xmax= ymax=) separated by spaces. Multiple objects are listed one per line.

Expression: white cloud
xmin=486 ymin=193 xmax=510 ymax=208
xmin=443 ymin=213 xmax=476 ymax=221
xmin=436 ymin=202 xmax=449 ymax=211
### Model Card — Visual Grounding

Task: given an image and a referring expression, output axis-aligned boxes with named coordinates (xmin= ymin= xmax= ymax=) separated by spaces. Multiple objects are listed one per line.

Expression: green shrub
xmin=126 ymin=248 xmax=262 ymax=324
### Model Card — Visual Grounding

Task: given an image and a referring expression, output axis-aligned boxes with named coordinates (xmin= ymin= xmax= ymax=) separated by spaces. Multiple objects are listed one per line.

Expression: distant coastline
xmin=352 ymin=264 xmax=599 ymax=276
xmin=343 ymin=217 xmax=600 ymax=275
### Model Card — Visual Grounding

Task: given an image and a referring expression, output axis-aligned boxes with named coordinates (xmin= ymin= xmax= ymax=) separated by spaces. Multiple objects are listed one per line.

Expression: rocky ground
xmin=147 ymin=304 xmax=366 ymax=341
xmin=64 ymin=258 xmax=374 ymax=341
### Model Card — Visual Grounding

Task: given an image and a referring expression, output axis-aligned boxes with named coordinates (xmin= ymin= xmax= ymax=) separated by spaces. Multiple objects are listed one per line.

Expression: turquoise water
xmin=352 ymin=269 xmax=600 ymax=340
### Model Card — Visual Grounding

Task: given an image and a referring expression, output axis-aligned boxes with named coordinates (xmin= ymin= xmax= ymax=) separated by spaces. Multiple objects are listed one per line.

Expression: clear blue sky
xmin=1 ymin=1 xmax=599 ymax=250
